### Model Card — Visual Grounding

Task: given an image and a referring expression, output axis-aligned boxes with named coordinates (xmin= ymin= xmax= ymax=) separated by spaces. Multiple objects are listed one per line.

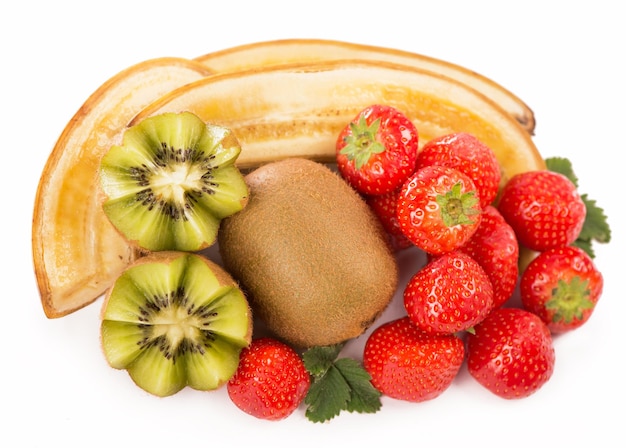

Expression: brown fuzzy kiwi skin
xmin=218 ymin=158 xmax=399 ymax=349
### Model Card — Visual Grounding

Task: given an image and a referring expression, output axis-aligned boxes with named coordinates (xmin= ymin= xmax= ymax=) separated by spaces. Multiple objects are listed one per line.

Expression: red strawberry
xmin=363 ymin=316 xmax=465 ymax=403
xmin=397 ymin=165 xmax=483 ymax=255
xmin=416 ymin=132 xmax=501 ymax=208
xmin=366 ymin=188 xmax=413 ymax=252
xmin=497 ymin=170 xmax=586 ymax=251
xmin=227 ymin=337 xmax=310 ymax=421
xmin=458 ymin=205 xmax=519 ymax=308
xmin=404 ymin=251 xmax=493 ymax=333
xmin=466 ymin=307 xmax=555 ymax=399
xmin=520 ymin=246 xmax=603 ymax=333
xmin=336 ymin=104 xmax=418 ymax=196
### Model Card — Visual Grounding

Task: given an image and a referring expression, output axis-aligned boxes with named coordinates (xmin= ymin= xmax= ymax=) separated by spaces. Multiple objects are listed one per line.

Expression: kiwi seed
xmin=100 ymin=251 xmax=252 ymax=397
xmin=99 ymin=111 xmax=248 ymax=252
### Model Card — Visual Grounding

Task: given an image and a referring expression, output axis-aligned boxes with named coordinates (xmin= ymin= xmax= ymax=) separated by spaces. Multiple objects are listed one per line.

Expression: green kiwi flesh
xmin=218 ymin=158 xmax=398 ymax=348
xmin=99 ymin=112 xmax=248 ymax=252
xmin=100 ymin=251 xmax=252 ymax=397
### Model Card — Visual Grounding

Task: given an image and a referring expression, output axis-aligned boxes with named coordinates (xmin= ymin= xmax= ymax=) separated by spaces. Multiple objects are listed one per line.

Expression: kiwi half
xmin=99 ymin=112 xmax=248 ymax=252
xmin=218 ymin=158 xmax=398 ymax=348
xmin=100 ymin=251 xmax=252 ymax=397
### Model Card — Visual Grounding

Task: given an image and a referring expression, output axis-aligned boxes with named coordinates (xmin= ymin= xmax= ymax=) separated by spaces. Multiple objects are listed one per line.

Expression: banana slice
xmin=194 ymin=38 xmax=535 ymax=134
xmin=33 ymin=58 xmax=212 ymax=318
xmin=132 ymin=60 xmax=544 ymax=186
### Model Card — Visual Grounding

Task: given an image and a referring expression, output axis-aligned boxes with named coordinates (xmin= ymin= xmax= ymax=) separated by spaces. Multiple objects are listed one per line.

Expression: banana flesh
xmin=32 ymin=58 xmax=212 ymax=318
xmin=133 ymin=60 xmax=544 ymax=186
xmin=33 ymin=47 xmax=545 ymax=319
xmin=194 ymin=38 xmax=536 ymax=134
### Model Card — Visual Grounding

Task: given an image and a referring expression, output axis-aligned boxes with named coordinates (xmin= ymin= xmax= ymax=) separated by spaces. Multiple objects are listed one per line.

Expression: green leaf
xmin=579 ymin=194 xmax=611 ymax=244
xmin=545 ymin=156 xmax=611 ymax=258
xmin=302 ymin=344 xmax=343 ymax=376
xmin=302 ymin=344 xmax=382 ymax=423
xmin=339 ymin=116 xmax=385 ymax=170
xmin=334 ymin=358 xmax=382 ymax=414
xmin=545 ymin=156 xmax=579 ymax=187
xmin=304 ymin=365 xmax=351 ymax=423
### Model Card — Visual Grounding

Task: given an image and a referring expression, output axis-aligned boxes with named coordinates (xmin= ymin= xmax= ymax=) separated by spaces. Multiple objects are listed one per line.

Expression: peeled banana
xmin=194 ymin=38 xmax=536 ymax=134
xmin=33 ymin=43 xmax=544 ymax=319
xmin=32 ymin=58 xmax=212 ymax=318
xmin=133 ymin=60 xmax=543 ymax=186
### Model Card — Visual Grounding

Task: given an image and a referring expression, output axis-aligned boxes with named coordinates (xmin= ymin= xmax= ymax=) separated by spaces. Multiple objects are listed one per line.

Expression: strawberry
xmin=397 ymin=164 xmax=483 ymax=255
xmin=458 ymin=205 xmax=519 ymax=309
xmin=404 ymin=250 xmax=493 ymax=333
xmin=520 ymin=246 xmax=603 ymax=333
xmin=497 ymin=170 xmax=586 ymax=251
xmin=227 ymin=337 xmax=310 ymax=421
xmin=363 ymin=316 xmax=465 ymax=403
xmin=336 ymin=104 xmax=418 ymax=196
xmin=366 ymin=188 xmax=413 ymax=252
xmin=466 ymin=307 xmax=555 ymax=399
xmin=416 ymin=132 xmax=501 ymax=208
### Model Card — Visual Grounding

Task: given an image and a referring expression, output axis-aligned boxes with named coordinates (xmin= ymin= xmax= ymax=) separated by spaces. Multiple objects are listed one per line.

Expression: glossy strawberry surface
xmin=227 ymin=337 xmax=310 ymax=420
xmin=336 ymin=104 xmax=418 ymax=196
xmin=466 ymin=307 xmax=555 ymax=399
xmin=397 ymin=165 xmax=483 ymax=255
xmin=404 ymin=251 xmax=493 ymax=333
xmin=459 ymin=205 xmax=519 ymax=308
xmin=366 ymin=188 xmax=414 ymax=252
xmin=363 ymin=317 xmax=465 ymax=403
xmin=520 ymin=246 xmax=603 ymax=333
xmin=416 ymin=132 xmax=501 ymax=208
xmin=497 ymin=170 xmax=586 ymax=251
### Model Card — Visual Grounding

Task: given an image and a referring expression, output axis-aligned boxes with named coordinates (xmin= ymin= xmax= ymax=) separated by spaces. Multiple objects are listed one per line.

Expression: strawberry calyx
xmin=339 ymin=115 xmax=386 ymax=170
xmin=436 ymin=182 xmax=480 ymax=227
xmin=546 ymin=276 xmax=595 ymax=325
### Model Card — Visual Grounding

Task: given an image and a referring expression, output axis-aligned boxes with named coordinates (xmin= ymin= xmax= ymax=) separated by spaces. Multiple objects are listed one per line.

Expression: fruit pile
xmin=334 ymin=105 xmax=606 ymax=408
xmin=32 ymin=39 xmax=610 ymax=424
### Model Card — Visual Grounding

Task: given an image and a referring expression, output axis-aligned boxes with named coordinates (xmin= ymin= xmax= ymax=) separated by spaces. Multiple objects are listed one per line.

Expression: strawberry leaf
xmin=578 ymin=194 xmax=611 ymax=244
xmin=545 ymin=156 xmax=578 ymax=187
xmin=304 ymin=364 xmax=351 ymax=423
xmin=302 ymin=344 xmax=382 ymax=423
xmin=545 ymin=157 xmax=611 ymax=258
xmin=334 ymin=358 xmax=382 ymax=414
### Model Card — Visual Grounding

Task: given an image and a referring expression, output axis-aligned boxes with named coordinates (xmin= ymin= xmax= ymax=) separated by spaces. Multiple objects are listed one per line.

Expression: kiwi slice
xmin=100 ymin=251 xmax=252 ymax=397
xmin=99 ymin=112 xmax=248 ymax=252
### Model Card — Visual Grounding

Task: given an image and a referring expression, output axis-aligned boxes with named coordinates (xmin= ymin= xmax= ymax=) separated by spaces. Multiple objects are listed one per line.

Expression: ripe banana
xmin=32 ymin=58 xmax=212 ymax=318
xmin=33 ymin=46 xmax=545 ymax=320
xmin=132 ymin=60 xmax=544 ymax=187
xmin=194 ymin=38 xmax=536 ymax=135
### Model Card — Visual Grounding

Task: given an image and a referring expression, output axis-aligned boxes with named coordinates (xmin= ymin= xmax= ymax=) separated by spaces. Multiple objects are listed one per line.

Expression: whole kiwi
xmin=218 ymin=158 xmax=398 ymax=348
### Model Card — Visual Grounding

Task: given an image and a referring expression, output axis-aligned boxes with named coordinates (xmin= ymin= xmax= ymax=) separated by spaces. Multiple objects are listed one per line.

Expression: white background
xmin=3 ymin=1 xmax=623 ymax=447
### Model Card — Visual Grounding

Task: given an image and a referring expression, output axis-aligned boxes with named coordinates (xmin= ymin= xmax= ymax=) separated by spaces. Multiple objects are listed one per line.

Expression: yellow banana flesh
xmin=34 ymin=52 xmax=545 ymax=319
xmin=132 ymin=60 xmax=544 ymax=187
xmin=32 ymin=58 xmax=212 ymax=318
xmin=194 ymin=38 xmax=536 ymax=134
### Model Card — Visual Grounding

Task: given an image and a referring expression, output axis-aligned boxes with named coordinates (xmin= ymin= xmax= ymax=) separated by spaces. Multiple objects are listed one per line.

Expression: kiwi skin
xmin=218 ymin=158 xmax=398 ymax=348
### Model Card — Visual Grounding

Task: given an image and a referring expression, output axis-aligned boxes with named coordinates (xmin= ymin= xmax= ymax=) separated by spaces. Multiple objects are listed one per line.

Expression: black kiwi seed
xmin=100 ymin=251 xmax=252 ymax=397
xmin=99 ymin=111 xmax=248 ymax=251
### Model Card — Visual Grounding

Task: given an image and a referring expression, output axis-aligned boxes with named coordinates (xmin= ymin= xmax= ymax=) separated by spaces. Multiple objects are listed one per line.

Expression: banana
xmin=32 ymin=58 xmax=212 ymax=318
xmin=34 ymin=51 xmax=545 ymax=320
xmin=194 ymin=38 xmax=536 ymax=134
xmin=132 ymin=60 xmax=544 ymax=187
